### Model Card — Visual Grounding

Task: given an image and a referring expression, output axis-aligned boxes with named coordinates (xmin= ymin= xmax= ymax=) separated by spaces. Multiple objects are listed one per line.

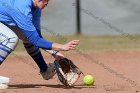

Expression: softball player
xmin=0 ymin=0 xmax=79 ymax=84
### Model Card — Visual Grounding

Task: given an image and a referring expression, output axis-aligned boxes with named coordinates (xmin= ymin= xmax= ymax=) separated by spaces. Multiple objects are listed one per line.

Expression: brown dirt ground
xmin=0 ymin=51 xmax=140 ymax=93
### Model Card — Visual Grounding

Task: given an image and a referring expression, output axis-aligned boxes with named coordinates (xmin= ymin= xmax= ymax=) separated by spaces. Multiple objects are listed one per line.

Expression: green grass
xmin=15 ymin=35 xmax=140 ymax=53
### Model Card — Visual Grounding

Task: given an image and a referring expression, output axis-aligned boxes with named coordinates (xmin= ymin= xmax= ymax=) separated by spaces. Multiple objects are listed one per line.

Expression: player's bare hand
xmin=62 ymin=40 xmax=79 ymax=51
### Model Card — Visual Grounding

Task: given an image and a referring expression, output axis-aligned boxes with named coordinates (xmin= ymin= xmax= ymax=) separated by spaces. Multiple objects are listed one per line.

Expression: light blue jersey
xmin=0 ymin=0 xmax=53 ymax=49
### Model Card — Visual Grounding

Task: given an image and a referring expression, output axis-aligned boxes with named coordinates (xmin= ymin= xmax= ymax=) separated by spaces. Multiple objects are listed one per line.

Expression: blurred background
xmin=41 ymin=0 xmax=140 ymax=36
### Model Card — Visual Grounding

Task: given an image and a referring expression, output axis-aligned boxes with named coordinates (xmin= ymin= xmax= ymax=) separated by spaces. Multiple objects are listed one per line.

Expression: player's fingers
xmin=72 ymin=40 xmax=79 ymax=44
xmin=70 ymin=41 xmax=79 ymax=45
xmin=69 ymin=44 xmax=77 ymax=48
xmin=70 ymin=45 xmax=77 ymax=50
xmin=69 ymin=47 xmax=75 ymax=50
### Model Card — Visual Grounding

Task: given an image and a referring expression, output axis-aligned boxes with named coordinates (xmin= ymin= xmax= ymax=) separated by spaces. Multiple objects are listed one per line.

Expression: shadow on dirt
xmin=8 ymin=84 xmax=96 ymax=89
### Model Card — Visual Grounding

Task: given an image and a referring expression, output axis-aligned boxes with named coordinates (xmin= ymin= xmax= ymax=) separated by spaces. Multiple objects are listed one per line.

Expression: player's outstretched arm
xmin=0 ymin=4 xmax=79 ymax=51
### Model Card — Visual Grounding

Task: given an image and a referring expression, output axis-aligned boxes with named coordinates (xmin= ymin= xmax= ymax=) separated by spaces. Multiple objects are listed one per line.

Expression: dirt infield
xmin=0 ymin=51 xmax=140 ymax=93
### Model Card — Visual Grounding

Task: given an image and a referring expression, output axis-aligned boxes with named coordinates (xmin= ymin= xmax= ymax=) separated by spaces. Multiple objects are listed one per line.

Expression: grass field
xmin=15 ymin=35 xmax=140 ymax=53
